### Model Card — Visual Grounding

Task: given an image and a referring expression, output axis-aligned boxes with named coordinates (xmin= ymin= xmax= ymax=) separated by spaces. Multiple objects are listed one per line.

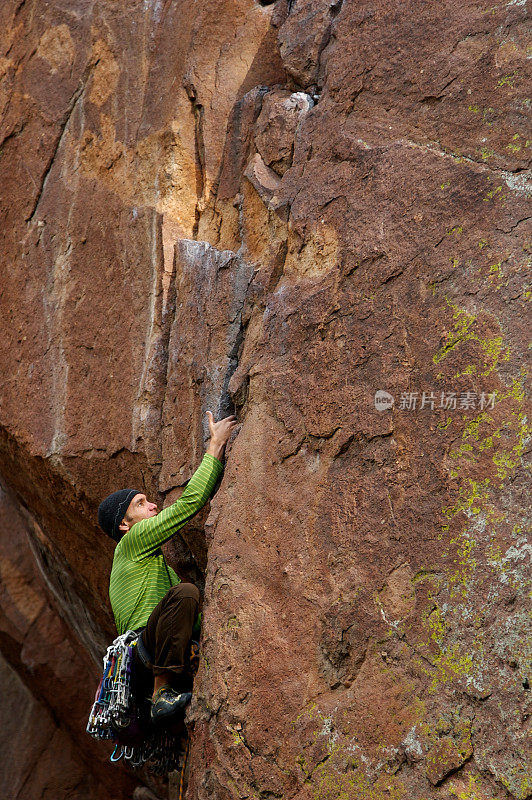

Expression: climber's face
xmin=118 ymin=493 xmax=158 ymax=533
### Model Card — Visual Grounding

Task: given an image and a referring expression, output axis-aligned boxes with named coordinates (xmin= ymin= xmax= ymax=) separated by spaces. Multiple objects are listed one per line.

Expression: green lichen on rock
xmin=290 ymin=665 xmax=427 ymax=800
xmin=433 ymin=299 xmax=477 ymax=366
xmin=442 ymin=476 xmax=491 ymax=519
xmin=394 ymin=284 xmax=530 ymax=790
xmin=433 ymin=296 xmax=511 ymax=377
xmin=312 ymin=761 xmax=406 ymax=800
xmin=496 ymin=71 xmax=518 ymax=88
xmin=447 ymin=771 xmax=500 ymax=800
xmin=499 ymin=768 xmax=532 ymax=800
xmin=418 ymin=291 xmax=531 ymax=790
xmin=425 ymin=733 xmax=473 ymax=786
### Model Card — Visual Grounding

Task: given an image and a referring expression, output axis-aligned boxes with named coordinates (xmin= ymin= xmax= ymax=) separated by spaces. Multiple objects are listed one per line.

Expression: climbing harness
xmin=87 ymin=630 xmax=188 ymax=774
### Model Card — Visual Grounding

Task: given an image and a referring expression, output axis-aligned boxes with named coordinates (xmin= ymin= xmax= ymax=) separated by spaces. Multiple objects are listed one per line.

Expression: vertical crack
xmin=220 ymin=318 xmax=245 ymax=419
xmin=184 ymin=80 xmax=207 ymax=239
xmin=25 ymin=58 xmax=99 ymax=224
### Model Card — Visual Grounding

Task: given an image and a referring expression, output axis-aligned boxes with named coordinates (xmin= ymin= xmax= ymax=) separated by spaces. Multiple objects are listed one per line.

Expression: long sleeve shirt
xmin=109 ymin=452 xmax=223 ymax=635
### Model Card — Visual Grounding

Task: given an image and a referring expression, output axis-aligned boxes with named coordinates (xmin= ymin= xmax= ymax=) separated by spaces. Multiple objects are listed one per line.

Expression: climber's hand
xmin=206 ymin=411 xmax=238 ymax=445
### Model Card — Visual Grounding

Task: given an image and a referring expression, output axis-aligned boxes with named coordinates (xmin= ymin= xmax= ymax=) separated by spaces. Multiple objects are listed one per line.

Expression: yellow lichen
xmin=480 ymin=146 xmax=495 ymax=160
xmin=506 ymin=133 xmax=522 ymax=153
xmin=433 ymin=296 xmax=511 ymax=377
xmin=448 ymin=769 xmax=499 ymax=799
xmin=462 ymin=413 xmax=492 ymax=441
xmin=483 ymin=185 xmax=503 ymax=202
xmin=497 ymin=72 xmax=518 ymax=88
xmin=437 ymin=417 xmax=453 ymax=430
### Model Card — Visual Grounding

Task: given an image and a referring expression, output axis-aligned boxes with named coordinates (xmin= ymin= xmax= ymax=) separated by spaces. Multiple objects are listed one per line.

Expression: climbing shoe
xmin=150 ymin=687 xmax=192 ymax=723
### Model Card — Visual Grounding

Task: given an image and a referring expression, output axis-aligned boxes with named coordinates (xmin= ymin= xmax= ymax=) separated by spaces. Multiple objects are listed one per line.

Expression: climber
xmin=97 ymin=410 xmax=237 ymax=722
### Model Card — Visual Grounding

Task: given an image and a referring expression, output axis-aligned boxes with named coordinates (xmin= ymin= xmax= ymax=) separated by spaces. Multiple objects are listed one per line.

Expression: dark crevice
xmin=266 ymin=239 xmax=288 ymax=294
xmin=309 ymin=425 xmax=342 ymax=443
xmin=280 ymin=436 xmax=307 ymax=463
xmin=184 ymin=81 xmax=207 ymax=239
xmin=312 ymin=0 xmax=345 ymax=93
xmin=13 ymin=0 xmax=27 ymax=16
xmin=497 ymin=215 xmax=531 ymax=233
xmin=334 ymin=433 xmax=354 ymax=457
xmin=419 ymin=74 xmax=459 ymax=106
xmin=219 ymin=265 xmax=256 ymax=418
xmin=315 ymin=23 xmax=334 ymax=91
xmin=420 ymin=95 xmax=443 ymax=106
xmin=433 ymin=751 xmax=475 ymax=788
xmin=219 ymin=323 xmax=244 ymax=419
xmin=381 ymin=267 xmax=404 ymax=285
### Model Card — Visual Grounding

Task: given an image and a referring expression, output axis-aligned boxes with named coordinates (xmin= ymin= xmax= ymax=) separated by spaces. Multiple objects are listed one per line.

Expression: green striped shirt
xmin=109 ymin=453 xmax=223 ymax=635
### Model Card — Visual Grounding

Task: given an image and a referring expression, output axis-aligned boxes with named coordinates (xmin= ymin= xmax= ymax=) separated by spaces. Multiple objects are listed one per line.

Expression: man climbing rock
xmin=97 ymin=410 xmax=237 ymax=722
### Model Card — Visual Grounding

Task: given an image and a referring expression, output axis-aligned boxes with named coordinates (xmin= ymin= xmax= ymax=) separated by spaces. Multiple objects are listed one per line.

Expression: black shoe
xmin=150 ymin=687 xmax=192 ymax=722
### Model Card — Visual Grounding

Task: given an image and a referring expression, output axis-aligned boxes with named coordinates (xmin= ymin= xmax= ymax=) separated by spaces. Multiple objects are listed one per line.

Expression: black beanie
xmin=97 ymin=488 xmax=142 ymax=542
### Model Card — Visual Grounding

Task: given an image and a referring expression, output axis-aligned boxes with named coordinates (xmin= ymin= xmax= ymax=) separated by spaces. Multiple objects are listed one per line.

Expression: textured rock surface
xmin=0 ymin=651 xmax=111 ymax=800
xmin=0 ymin=0 xmax=530 ymax=798
xmin=0 ymin=487 xmax=141 ymax=798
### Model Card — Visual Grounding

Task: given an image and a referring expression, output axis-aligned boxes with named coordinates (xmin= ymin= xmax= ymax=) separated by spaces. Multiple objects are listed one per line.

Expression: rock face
xmin=0 ymin=1 xmax=530 ymax=799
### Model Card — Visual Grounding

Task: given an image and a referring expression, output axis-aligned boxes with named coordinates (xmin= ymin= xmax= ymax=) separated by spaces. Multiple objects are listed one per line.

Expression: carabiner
xmin=110 ymin=743 xmax=124 ymax=762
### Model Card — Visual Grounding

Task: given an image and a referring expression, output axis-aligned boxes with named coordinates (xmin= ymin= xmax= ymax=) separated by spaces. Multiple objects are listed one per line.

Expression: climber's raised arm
xmin=102 ymin=412 xmax=238 ymax=561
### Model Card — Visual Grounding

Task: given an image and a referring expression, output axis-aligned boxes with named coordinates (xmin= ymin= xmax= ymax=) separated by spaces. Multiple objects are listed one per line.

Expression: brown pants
xmin=133 ymin=582 xmax=200 ymax=694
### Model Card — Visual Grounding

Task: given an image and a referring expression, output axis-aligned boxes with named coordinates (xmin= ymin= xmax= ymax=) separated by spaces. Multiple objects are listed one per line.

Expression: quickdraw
xmin=86 ymin=630 xmax=138 ymax=740
xmin=87 ymin=630 xmax=188 ymax=774
xmin=101 ymin=726 xmax=186 ymax=774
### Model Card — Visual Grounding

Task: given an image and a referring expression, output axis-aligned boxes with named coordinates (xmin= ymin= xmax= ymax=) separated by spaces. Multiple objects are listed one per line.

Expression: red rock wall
xmin=0 ymin=1 xmax=530 ymax=798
